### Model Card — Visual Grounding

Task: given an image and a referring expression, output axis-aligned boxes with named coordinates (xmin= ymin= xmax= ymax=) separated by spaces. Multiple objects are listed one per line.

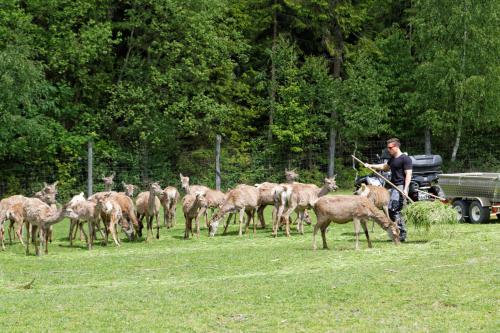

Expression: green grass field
xmin=1 ymin=192 xmax=498 ymax=332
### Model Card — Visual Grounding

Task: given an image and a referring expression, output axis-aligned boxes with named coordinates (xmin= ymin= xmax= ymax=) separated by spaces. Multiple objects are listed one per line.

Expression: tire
xmin=452 ymin=200 xmax=470 ymax=223
xmin=468 ymin=201 xmax=490 ymax=224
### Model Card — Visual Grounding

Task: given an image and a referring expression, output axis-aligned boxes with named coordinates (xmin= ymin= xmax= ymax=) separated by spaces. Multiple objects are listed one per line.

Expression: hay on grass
xmin=402 ymin=200 xmax=457 ymax=231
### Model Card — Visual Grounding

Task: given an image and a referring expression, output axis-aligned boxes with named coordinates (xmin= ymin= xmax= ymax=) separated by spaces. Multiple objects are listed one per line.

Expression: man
xmin=366 ymin=138 xmax=412 ymax=242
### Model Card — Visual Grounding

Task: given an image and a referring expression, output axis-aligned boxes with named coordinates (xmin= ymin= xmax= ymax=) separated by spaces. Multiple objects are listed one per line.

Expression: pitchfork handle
xmin=351 ymin=155 xmax=415 ymax=203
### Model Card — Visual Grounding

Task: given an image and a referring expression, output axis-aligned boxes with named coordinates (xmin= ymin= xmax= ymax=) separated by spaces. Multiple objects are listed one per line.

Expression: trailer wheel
xmin=452 ymin=200 xmax=470 ymax=223
xmin=469 ymin=201 xmax=490 ymax=224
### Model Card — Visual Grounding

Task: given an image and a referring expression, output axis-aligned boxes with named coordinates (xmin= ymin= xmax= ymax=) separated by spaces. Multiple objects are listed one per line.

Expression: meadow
xmin=0 ymin=192 xmax=498 ymax=332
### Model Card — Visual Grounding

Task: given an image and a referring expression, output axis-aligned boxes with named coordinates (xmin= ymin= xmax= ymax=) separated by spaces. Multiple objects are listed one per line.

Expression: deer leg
xmin=72 ymin=220 xmax=80 ymax=241
xmin=110 ymin=219 xmax=120 ymax=247
xmin=78 ymin=224 xmax=84 ymax=242
xmin=0 ymin=224 xmax=4 ymax=250
xmin=44 ymin=228 xmax=50 ymax=254
xmin=298 ymin=211 xmax=305 ymax=235
xmin=155 ymin=213 xmax=160 ymax=239
xmin=252 ymin=210 xmax=257 ymax=235
xmin=15 ymin=220 xmax=24 ymax=246
xmin=222 ymin=213 xmax=231 ymax=235
xmin=353 ymin=218 xmax=361 ymax=250
xmin=312 ymin=223 xmax=320 ymax=250
xmin=361 ymin=220 xmax=372 ymax=248
xmin=88 ymin=219 xmax=94 ymax=250
xmin=171 ymin=204 xmax=177 ymax=227
xmin=79 ymin=222 xmax=88 ymax=244
xmin=257 ymin=206 xmax=266 ymax=229
xmin=163 ymin=206 xmax=168 ymax=228
xmin=320 ymin=224 xmax=329 ymax=249
xmin=37 ymin=226 xmax=44 ymax=256
xmin=238 ymin=209 xmax=245 ymax=236
xmin=68 ymin=219 xmax=75 ymax=246
xmin=183 ymin=215 xmax=190 ymax=239
xmin=25 ymin=223 xmax=31 ymax=255
xmin=8 ymin=221 xmax=13 ymax=244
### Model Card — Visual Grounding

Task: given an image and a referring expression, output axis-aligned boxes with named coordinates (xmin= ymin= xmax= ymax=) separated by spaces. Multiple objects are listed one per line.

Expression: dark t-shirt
xmin=387 ymin=154 xmax=413 ymax=185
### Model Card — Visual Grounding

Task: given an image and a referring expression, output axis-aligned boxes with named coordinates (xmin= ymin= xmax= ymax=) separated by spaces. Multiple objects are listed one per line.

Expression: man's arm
xmin=366 ymin=163 xmax=390 ymax=172
xmin=403 ymin=169 xmax=412 ymax=196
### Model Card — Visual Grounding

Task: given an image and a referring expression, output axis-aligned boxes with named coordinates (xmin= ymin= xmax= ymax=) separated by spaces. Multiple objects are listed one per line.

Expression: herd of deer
xmin=0 ymin=170 xmax=400 ymax=256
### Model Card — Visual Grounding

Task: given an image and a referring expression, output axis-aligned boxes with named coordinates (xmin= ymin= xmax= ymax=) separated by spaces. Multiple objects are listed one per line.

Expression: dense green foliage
xmin=0 ymin=203 xmax=498 ymax=331
xmin=1 ymin=0 xmax=499 ymax=197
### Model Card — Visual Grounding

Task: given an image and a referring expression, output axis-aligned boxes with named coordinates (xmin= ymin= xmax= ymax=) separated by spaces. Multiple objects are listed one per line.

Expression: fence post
xmin=215 ymin=135 xmax=221 ymax=191
xmin=328 ymin=127 xmax=336 ymax=178
xmin=87 ymin=140 xmax=93 ymax=197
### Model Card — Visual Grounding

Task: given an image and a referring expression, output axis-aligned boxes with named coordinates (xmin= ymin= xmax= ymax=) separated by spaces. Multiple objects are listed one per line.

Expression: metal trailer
xmin=438 ymin=173 xmax=500 ymax=223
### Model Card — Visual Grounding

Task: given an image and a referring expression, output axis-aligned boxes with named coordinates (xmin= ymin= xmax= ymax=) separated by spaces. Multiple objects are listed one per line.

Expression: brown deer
xmin=135 ymin=183 xmax=162 ymax=240
xmin=182 ymin=192 xmax=208 ymax=239
xmin=102 ymin=172 xmax=115 ymax=191
xmin=209 ymin=185 xmax=260 ymax=237
xmin=23 ymin=198 xmax=74 ymax=255
xmin=276 ymin=177 xmax=338 ymax=237
xmin=179 ymin=173 xmax=210 ymax=195
xmin=160 ymin=186 xmax=180 ymax=229
xmin=312 ymin=195 xmax=400 ymax=250
xmin=354 ymin=183 xmax=391 ymax=232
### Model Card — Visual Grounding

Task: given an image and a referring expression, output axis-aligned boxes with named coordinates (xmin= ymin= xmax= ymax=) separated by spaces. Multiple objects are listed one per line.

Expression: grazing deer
xmin=354 ymin=183 xmax=391 ymax=232
xmin=209 ymin=185 xmax=260 ymax=237
xmin=312 ymin=195 xmax=400 ymax=250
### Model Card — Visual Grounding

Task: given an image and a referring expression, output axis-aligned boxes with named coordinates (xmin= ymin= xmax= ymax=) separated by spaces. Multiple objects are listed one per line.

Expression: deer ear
xmin=43 ymin=182 xmax=48 ymax=187
xmin=53 ymin=181 xmax=59 ymax=186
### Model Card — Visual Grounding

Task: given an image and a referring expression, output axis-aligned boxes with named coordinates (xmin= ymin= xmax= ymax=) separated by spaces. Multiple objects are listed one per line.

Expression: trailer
xmin=438 ymin=173 xmax=500 ymax=223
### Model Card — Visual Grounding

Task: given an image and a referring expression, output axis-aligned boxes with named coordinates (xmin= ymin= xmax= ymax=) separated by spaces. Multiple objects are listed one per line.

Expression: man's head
xmin=386 ymin=138 xmax=401 ymax=157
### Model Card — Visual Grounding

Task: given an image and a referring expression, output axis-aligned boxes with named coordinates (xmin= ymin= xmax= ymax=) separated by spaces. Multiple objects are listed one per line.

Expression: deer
xmin=209 ymin=185 xmax=260 ymax=237
xmin=254 ymin=169 xmax=300 ymax=230
xmin=89 ymin=191 xmax=139 ymax=243
xmin=93 ymin=194 xmax=132 ymax=247
xmin=22 ymin=198 xmax=74 ymax=256
xmin=179 ymin=173 xmax=210 ymax=195
xmin=102 ymin=172 xmax=116 ymax=191
xmin=354 ymin=183 xmax=391 ymax=232
xmin=160 ymin=186 xmax=180 ymax=229
xmin=135 ymin=183 xmax=162 ymax=240
xmin=0 ymin=195 xmax=27 ymax=248
xmin=122 ymin=182 xmax=137 ymax=198
xmin=182 ymin=192 xmax=208 ymax=239
xmin=275 ymin=177 xmax=338 ymax=237
xmin=312 ymin=195 xmax=400 ymax=250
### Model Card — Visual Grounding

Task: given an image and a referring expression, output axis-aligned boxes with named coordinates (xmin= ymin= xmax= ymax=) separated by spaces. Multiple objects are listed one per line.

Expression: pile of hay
xmin=402 ymin=201 xmax=457 ymax=231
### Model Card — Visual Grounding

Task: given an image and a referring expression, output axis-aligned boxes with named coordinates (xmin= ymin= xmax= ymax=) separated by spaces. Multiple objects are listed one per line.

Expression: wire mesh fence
xmin=1 ymin=135 xmax=498 ymax=200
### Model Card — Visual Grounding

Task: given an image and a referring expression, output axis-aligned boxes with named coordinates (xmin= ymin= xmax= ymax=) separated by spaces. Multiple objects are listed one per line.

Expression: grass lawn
xmin=1 ymin=190 xmax=498 ymax=332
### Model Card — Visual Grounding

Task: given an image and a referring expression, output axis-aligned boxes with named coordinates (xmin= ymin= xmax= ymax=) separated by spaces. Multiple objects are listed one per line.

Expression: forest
xmin=1 ymin=0 xmax=499 ymax=198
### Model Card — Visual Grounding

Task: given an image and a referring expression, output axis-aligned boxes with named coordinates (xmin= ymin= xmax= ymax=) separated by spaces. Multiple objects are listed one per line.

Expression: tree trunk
xmin=424 ymin=128 xmax=432 ymax=155
xmin=328 ymin=125 xmax=337 ymax=178
xmin=268 ymin=1 xmax=277 ymax=143
xmin=327 ymin=22 xmax=343 ymax=176
xmin=452 ymin=0 xmax=468 ymax=163
xmin=215 ymin=135 xmax=221 ymax=191
xmin=451 ymin=115 xmax=462 ymax=162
